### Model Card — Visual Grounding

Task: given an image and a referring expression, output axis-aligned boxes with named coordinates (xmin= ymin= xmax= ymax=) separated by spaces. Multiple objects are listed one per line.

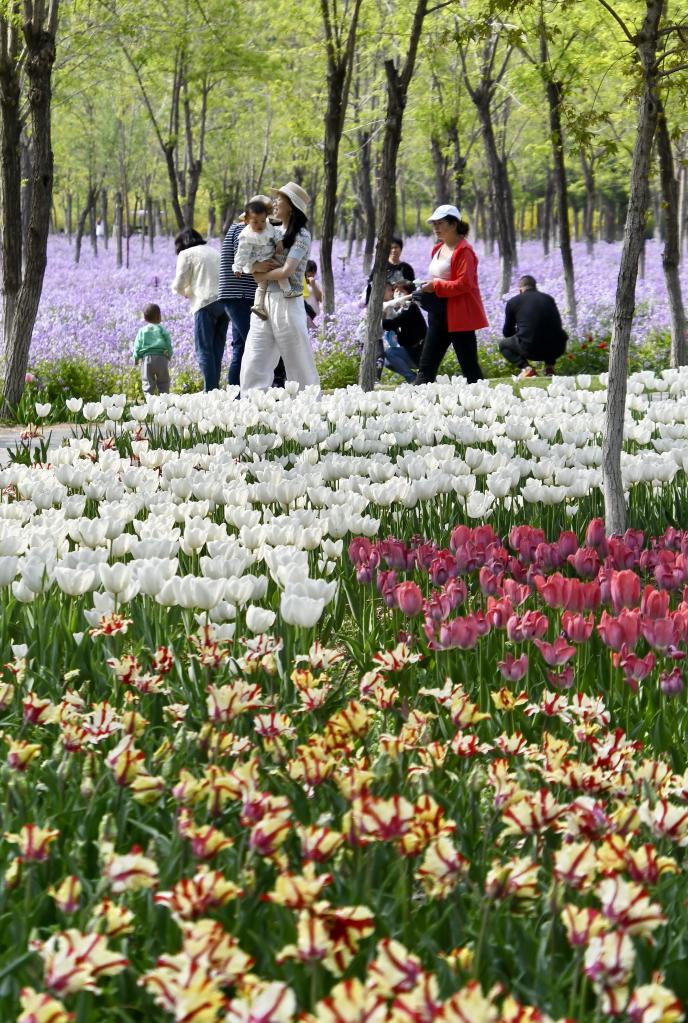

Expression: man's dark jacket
xmin=502 ymin=288 xmax=567 ymax=360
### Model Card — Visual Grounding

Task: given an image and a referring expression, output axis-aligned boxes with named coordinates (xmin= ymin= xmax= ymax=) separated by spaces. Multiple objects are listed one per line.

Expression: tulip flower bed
xmin=2 ymin=373 xmax=688 ymax=1022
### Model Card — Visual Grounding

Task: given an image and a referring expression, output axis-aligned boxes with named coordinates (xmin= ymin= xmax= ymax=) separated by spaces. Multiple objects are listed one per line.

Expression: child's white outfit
xmin=233 ymin=222 xmax=301 ymax=319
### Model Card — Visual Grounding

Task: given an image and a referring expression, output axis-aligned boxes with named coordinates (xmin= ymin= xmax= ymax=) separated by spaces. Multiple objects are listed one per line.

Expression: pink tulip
xmin=609 ymin=569 xmax=641 ymax=613
xmin=497 ymin=652 xmax=529 ymax=682
xmin=534 ymin=636 xmax=577 ymax=667
xmin=534 ymin=572 xmax=571 ymax=609
xmin=556 ymin=530 xmax=580 ymax=559
xmin=567 ymin=547 xmax=600 ymax=579
xmin=486 ymin=596 xmax=514 ymax=630
xmin=506 ymin=610 xmax=548 ymax=643
xmin=561 ymin=611 xmax=594 ymax=643
xmin=428 ymin=551 xmax=458 ymax=585
xmin=640 ymin=585 xmax=670 ymax=619
xmin=659 ymin=668 xmax=684 ymax=696
xmin=585 ymin=517 xmax=608 ymax=555
xmin=640 ymin=615 xmax=678 ymax=651
xmin=597 ymin=609 xmax=641 ymax=651
xmin=395 ymin=581 xmax=423 ymax=617
xmin=503 ymin=578 xmax=530 ymax=606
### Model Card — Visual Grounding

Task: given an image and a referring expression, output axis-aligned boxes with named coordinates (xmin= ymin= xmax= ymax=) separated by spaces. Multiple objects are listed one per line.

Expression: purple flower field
xmin=19 ymin=235 xmax=686 ymax=375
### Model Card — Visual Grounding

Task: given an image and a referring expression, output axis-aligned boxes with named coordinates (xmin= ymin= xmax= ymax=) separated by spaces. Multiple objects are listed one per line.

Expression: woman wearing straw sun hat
xmin=414 ymin=204 xmax=487 ymax=385
xmin=240 ymin=181 xmax=320 ymax=392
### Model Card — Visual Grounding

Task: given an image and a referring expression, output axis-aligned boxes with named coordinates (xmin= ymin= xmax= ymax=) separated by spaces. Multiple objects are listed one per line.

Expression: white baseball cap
xmin=427 ymin=204 xmax=462 ymax=222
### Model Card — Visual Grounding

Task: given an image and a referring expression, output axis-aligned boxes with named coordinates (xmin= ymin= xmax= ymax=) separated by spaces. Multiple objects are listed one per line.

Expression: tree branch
xmin=596 ymin=0 xmax=635 ymax=44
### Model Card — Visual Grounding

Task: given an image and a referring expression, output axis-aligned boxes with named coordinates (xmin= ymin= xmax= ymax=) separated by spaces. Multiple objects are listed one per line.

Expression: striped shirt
xmin=219 ymin=223 xmax=257 ymax=301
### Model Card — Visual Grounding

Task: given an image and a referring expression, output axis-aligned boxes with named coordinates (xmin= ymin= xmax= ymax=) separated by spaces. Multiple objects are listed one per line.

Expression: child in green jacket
xmin=133 ymin=304 xmax=173 ymax=395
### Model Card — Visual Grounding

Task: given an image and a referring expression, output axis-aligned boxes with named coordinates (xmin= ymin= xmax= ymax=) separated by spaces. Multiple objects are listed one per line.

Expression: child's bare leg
xmin=279 ymin=278 xmax=304 ymax=300
xmin=251 ymin=282 xmax=268 ymax=320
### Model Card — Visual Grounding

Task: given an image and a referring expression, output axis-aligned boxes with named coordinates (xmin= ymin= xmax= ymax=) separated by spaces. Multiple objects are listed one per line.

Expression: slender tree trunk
xmin=430 ymin=134 xmax=449 ymax=206
xmin=20 ymin=132 xmax=33 ymax=259
xmin=207 ymin=204 xmax=216 ymax=238
xmin=100 ymin=187 xmax=109 ymax=249
xmin=602 ymin=0 xmax=663 ymax=534
xmin=580 ymin=152 xmax=595 ymax=255
xmin=358 ymin=124 xmax=376 ymax=274
xmin=2 ymin=7 xmax=60 ymax=413
xmin=146 ymin=193 xmax=154 ymax=253
xmin=360 ymin=0 xmax=428 ymax=390
xmin=540 ymin=21 xmax=577 ymax=326
xmin=89 ymin=201 xmax=97 ymax=256
xmin=542 ymin=170 xmax=553 ymax=256
xmin=74 ymin=186 xmax=97 ymax=264
xmin=114 ymin=190 xmax=123 ymax=268
xmin=0 ymin=28 xmax=23 ymax=355
xmin=64 ymin=193 xmax=73 ymax=241
xmin=656 ymin=103 xmax=686 ymax=366
xmin=678 ymin=157 xmax=687 ymax=256
xmin=473 ymin=93 xmax=517 ymax=293
xmin=448 ymin=122 xmax=466 ymax=209
xmin=319 ymin=0 xmax=362 ymax=316
xmin=399 ymin=179 xmax=407 ymax=238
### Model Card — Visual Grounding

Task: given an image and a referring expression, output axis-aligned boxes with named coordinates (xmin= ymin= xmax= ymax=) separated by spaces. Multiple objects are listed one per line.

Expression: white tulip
xmin=12 ymin=578 xmax=36 ymax=602
xmin=280 ymin=592 xmax=325 ymax=627
xmin=35 ymin=402 xmax=52 ymax=418
xmin=245 ymin=605 xmax=276 ymax=633
xmin=54 ymin=566 xmax=97 ymax=596
xmin=0 ymin=556 xmax=19 ymax=586
xmin=66 ymin=397 xmax=84 ymax=413
xmin=99 ymin=563 xmax=133 ymax=596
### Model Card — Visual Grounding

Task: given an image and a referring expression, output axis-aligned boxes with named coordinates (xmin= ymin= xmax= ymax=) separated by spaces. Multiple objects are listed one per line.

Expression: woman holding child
xmin=240 ymin=182 xmax=320 ymax=393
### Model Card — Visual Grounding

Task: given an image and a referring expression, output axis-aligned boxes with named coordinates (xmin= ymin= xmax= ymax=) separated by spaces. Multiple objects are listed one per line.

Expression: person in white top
xmin=171 ymin=228 xmax=229 ymax=391
xmin=240 ymin=182 xmax=320 ymax=393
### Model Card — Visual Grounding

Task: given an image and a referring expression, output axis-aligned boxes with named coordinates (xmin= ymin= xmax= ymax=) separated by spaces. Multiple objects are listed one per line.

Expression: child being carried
xmin=233 ymin=198 xmax=302 ymax=320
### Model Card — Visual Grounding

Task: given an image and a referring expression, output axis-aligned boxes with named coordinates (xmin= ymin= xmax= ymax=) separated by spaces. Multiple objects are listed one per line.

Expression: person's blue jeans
xmin=194 ymin=300 xmax=229 ymax=391
xmin=224 ymin=298 xmax=253 ymax=386
xmin=384 ymin=332 xmax=417 ymax=383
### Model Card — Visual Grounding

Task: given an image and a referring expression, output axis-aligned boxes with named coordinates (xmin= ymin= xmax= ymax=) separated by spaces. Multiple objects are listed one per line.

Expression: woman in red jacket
xmin=415 ymin=205 xmax=488 ymax=385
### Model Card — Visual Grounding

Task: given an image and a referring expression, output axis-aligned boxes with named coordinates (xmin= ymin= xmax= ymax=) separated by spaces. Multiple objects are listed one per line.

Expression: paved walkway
xmin=0 ymin=424 xmax=74 ymax=467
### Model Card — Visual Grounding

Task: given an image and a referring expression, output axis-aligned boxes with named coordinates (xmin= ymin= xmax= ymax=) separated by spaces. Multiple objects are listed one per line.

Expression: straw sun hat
xmin=270 ymin=182 xmax=310 ymax=216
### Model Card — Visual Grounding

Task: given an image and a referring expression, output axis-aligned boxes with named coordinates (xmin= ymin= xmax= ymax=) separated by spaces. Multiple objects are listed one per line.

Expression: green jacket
xmin=133 ymin=324 xmax=173 ymax=360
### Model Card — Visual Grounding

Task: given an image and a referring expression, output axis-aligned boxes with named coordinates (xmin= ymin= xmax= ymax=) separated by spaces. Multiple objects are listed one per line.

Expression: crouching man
xmin=500 ymin=275 xmax=567 ymax=379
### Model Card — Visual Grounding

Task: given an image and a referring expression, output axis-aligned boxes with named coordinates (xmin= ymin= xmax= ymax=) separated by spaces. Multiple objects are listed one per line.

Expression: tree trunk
xmin=207 ymin=204 xmax=216 ymax=239
xmin=602 ymin=0 xmax=663 ymax=535
xmin=678 ymin=157 xmax=687 ymax=256
xmin=146 ymin=193 xmax=154 ymax=252
xmin=20 ymin=132 xmax=32 ymax=259
xmin=430 ymin=134 xmax=449 ymax=206
xmin=2 ymin=8 xmax=60 ymax=414
xmin=360 ymin=0 xmax=428 ymax=391
xmin=74 ymin=186 xmax=97 ymax=264
xmin=89 ymin=201 xmax=97 ymax=256
xmin=319 ymin=0 xmax=362 ymax=316
xmin=0 ymin=29 xmax=23 ymax=355
xmin=542 ymin=170 xmax=553 ymax=256
xmin=64 ymin=193 xmax=73 ymax=241
xmin=448 ymin=122 xmax=467 ymax=209
xmin=358 ymin=125 xmax=376 ymax=275
xmin=656 ymin=103 xmax=686 ymax=366
xmin=580 ymin=152 xmax=595 ymax=255
xmin=477 ymin=99 xmax=516 ymax=293
xmin=399 ymin=179 xmax=407 ymax=238
xmin=540 ymin=21 xmax=577 ymax=326
xmin=114 ymin=190 xmax=123 ymax=269
xmin=100 ymin=187 xmax=109 ymax=249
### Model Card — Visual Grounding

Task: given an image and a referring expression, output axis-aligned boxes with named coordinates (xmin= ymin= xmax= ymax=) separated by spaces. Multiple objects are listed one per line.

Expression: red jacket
xmin=431 ymin=238 xmax=489 ymax=332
